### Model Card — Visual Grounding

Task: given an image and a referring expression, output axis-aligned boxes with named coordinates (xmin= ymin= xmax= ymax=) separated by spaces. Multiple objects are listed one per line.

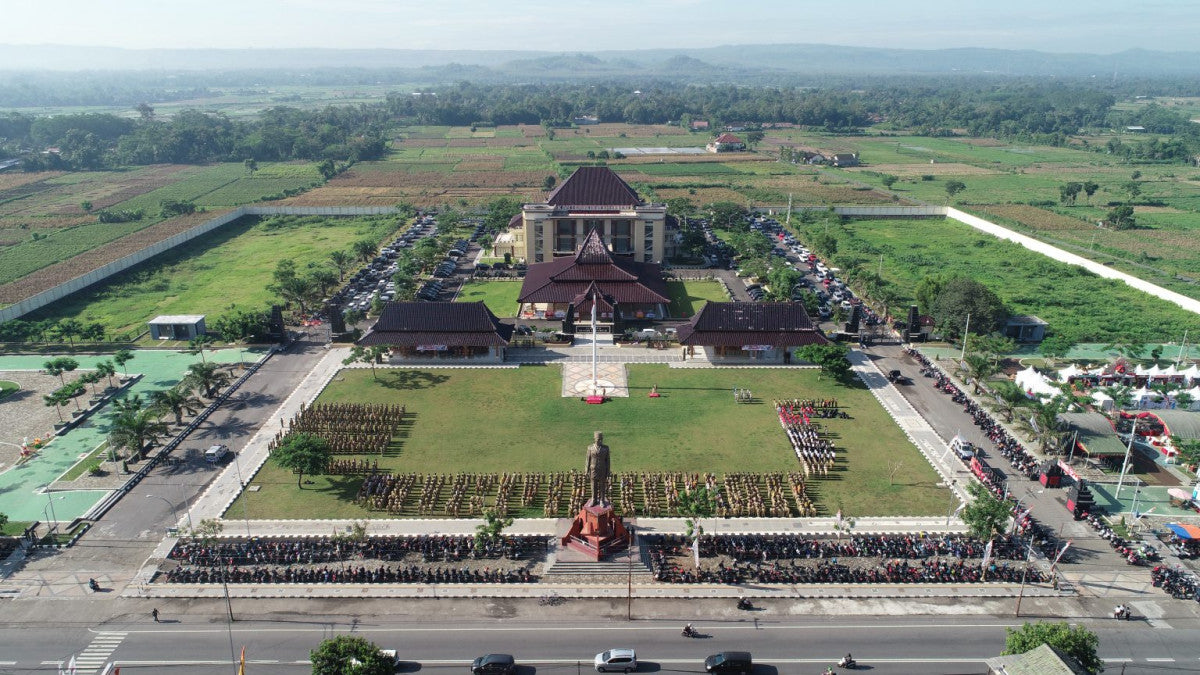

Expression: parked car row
xmin=466 ymin=649 xmax=752 ymax=674
xmin=325 ymin=215 xmax=439 ymax=318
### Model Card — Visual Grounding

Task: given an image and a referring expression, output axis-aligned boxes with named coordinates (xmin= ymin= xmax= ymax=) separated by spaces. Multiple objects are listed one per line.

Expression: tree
xmin=795 ymin=343 xmax=852 ymax=381
xmin=961 ymin=481 xmax=1011 ymax=540
xmin=1003 ymin=621 xmax=1103 ymax=674
xmin=1058 ymin=182 xmax=1082 ymax=205
xmin=1123 ymin=180 xmax=1141 ymax=200
xmin=707 ymin=202 xmax=749 ymax=230
xmin=676 ymin=486 xmax=718 ymax=568
xmin=96 ymin=360 xmax=117 ymax=389
xmin=183 ymin=361 xmax=230 ymax=399
xmin=272 ymin=274 xmax=318 ymax=316
xmin=931 ymin=277 xmax=1007 ymax=341
xmin=1082 ymin=181 xmax=1099 ymax=204
xmin=1029 ymin=398 xmax=1069 ymax=453
xmin=159 ymin=199 xmax=197 ymax=217
xmin=113 ymin=349 xmax=134 ymax=376
xmin=1105 ymin=204 xmax=1136 ymax=230
xmin=82 ymin=322 xmax=106 ymax=342
xmin=316 ymin=159 xmax=338 ymax=180
xmin=352 ymin=238 xmax=377 ymax=263
xmin=913 ymin=275 xmax=947 ymax=316
xmin=56 ymin=318 xmax=84 ymax=345
xmin=809 ymin=231 xmax=838 ymax=258
xmin=80 ymin=200 xmax=93 ymax=213
xmin=108 ymin=405 xmax=169 ymax=460
xmin=343 ymin=345 xmax=389 ymax=380
xmin=308 ymin=268 xmax=338 ymax=298
xmin=962 ymin=353 xmax=998 ymax=394
xmin=78 ymin=370 xmax=102 ymax=397
xmin=150 ymin=387 xmax=202 ymax=426
xmin=329 ymin=250 xmax=355 ymax=281
xmin=43 ymin=357 xmax=79 ymax=386
xmin=210 ymin=305 xmax=270 ymax=343
xmin=881 ymin=174 xmax=898 ymax=189
xmin=187 ymin=334 xmax=216 ymax=363
xmin=1103 ymin=340 xmax=1146 ymax=360
xmin=310 ymin=635 xmax=394 ymax=675
xmin=273 ymin=433 xmax=331 ymax=489
xmin=542 ymin=175 xmax=557 ymax=190
xmin=243 ymin=158 xmax=258 ymax=175
xmin=766 ymin=266 xmax=803 ymax=301
xmin=474 ymin=508 xmax=514 ymax=554
xmin=944 ymin=180 xmax=966 ymax=199
xmin=43 ymin=390 xmax=69 ymax=424
xmin=991 ymin=380 xmax=1030 ymax=423
xmin=1038 ymin=333 xmax=1076 ymax=364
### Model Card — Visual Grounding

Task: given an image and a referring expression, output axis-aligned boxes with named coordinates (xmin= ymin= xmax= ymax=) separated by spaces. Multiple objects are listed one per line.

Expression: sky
xmin=3 ymin=0 xmax=1198 ymax=54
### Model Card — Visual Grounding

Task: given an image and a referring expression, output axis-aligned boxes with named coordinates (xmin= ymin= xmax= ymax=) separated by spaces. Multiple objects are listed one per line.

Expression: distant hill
xmin=1 ymin=43 xmax=1199 ymax=78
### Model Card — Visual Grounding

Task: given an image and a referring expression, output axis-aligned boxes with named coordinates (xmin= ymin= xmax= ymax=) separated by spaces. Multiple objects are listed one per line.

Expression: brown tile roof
xmin=714 ymin=133 xmax=743 ymax=144
xmin=545 ymin=166 xmax=642 ymax=207
xmin=518 ymin=230 xmax=669 ymax=305
xmin=677 ymin=302 xmax=828 ymax=347
xmin=359 ymin=301 xmax=512 ymax=347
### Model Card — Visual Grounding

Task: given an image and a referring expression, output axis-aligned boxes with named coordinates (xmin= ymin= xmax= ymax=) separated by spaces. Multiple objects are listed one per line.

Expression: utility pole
xmin=1014 ymin=529 xmax=1036 ymax=616
xmin=1116 ymin=416 xmax=1139 ymax=498
xmin=960 ymin=312 xmax=971 ymax=362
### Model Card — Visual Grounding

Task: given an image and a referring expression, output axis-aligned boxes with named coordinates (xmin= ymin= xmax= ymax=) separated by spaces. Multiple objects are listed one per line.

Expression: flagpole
xmin=1014 ymin=529 xmax=1037 ymax=616
xmin=591 ymin=289 xmax=598 ymax=392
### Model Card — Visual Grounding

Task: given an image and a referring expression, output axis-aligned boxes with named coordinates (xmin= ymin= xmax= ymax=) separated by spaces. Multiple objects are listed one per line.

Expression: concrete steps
xmin=544 ymin=560 xmax=653 ymax=577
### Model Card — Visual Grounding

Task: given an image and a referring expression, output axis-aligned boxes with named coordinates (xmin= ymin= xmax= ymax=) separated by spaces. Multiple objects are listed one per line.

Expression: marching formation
xmin=775 ymin=399 xmax=841 ymax=476
xmin=271 ymin=402 xmax=406 ymax=456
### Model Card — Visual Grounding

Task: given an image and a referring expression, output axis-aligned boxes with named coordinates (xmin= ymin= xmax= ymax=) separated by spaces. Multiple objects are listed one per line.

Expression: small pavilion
xmin=678 ymin=302 xmax=827 ymax=364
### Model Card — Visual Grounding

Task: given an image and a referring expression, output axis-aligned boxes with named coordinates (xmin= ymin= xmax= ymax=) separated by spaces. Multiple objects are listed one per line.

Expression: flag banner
xmin=1053 ymin=540 xmax=1073 ymax=566
xmin=239 ymin=646 xmax=246 ymax=675
xmin=981 ymin=539 xmax=994 ymax=571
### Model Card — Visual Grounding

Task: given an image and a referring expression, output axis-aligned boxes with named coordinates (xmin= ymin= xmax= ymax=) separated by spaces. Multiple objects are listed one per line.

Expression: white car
xmin=595 ymin=648 xmax=637 ymax=673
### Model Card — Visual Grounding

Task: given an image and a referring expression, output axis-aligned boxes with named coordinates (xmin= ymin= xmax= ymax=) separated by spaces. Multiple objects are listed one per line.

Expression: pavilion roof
xmin=677 ymin=302 xmax=828 ymax=347
xmin=359 ymin=301 xmax=512 ymax=347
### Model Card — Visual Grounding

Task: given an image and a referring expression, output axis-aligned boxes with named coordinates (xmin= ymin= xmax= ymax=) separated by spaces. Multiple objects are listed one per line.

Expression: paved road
xmin=4 ymin=611 xmax=1200 ymax=675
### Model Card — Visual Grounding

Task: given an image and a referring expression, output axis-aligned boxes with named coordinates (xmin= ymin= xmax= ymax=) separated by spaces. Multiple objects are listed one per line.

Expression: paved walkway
xmin=187 ymin=347 xmax=350 ymax=524
xmin=561 ymin=362 xmax=628 ymax=397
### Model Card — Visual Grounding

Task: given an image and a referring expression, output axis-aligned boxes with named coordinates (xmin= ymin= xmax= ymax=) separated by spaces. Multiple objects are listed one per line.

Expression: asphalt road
xmin=3 ymin=613 xmax=1199 ymax=674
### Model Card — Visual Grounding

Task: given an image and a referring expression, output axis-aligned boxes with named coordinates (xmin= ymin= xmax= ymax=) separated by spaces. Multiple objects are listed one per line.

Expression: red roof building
xmin=517 ymin=228 xmax=670 ymax=324
xmin=359 ymin=301 xmax=513 ymax=363
xmin=707 ymin=133 xmax=746 ymax=153
xmin=678 ymin=302 xmax=827 ymax=363
xmin=507 ymin=166 xmax=669 ymax=264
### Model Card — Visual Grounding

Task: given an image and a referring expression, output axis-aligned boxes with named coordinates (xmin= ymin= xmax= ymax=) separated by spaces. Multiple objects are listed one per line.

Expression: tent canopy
xmin=1166 ymin=522 xmax=1200 ymax=540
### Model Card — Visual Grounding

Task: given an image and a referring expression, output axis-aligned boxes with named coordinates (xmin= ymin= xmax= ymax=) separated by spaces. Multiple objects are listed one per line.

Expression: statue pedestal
xmin=560 ymin=502 xmax=630 ymax=561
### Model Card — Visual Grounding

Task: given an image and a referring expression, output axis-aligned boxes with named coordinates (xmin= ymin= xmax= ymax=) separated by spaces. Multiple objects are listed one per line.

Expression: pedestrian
xmin=151 ymin=608 xmax=160 ymax=622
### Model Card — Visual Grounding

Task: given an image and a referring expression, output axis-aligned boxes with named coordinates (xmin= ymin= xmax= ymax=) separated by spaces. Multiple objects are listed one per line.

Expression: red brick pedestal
xmin=560 ymin=502 xmax=630 ymax=561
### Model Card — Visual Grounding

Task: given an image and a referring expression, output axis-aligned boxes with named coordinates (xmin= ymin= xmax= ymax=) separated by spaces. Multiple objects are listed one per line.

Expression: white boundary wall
xmin=0 ymin=206 xmax=401 ymax=324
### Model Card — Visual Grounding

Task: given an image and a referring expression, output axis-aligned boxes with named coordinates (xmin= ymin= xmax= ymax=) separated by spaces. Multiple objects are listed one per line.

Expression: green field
xmin=25 ymin=214 xmax=401 ymax=335
xmin=455 ymin=280 xmax=522 ymax=317
xmin=666 ymin=280 xmax=729 ymax=317
xmin=231 ymin=365 xmax=949 ymax=519
xmin=796 ymin=217 xmax=1200 ymax=343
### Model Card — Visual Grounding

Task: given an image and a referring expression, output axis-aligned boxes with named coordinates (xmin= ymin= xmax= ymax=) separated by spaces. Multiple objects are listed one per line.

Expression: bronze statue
xmin=585 ymin=430 xmax=611 ymax=505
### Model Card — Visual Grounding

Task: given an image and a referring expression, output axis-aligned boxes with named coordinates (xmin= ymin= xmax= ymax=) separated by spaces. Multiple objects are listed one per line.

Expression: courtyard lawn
xmin=666 ymin=280 xmax=729 ymax=317
xmin=456 ymin=280 xmax=522 ymax=317
xmin=233 ymin=365 xmax=949 ymax=519
xmin=25 ymin=214 xmax=402 ymax=336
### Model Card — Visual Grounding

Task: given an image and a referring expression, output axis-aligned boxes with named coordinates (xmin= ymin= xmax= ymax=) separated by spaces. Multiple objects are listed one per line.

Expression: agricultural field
xmin=0 ymin=162 xmax=326 ymax=288
xmin=231 ymin=365 xmax=948 ymax=519
xmin=23 ymin=214 xmax=402 ymax=335
xmin=794 ymin=217 xmax=1200 ymax=344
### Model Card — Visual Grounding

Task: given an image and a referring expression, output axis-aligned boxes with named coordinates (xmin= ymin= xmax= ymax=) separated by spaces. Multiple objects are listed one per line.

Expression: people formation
xmin=270 ymin=402 xmax=405 ymax=457
xmin=775 ymin=399 xmax=842 ymax=477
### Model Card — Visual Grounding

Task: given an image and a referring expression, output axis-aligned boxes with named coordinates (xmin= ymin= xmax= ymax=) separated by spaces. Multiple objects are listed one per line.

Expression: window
xmin=555 ymin=220 xmax=575 ymax=253
xmin=643 ymin=221 xmax=655 ymax=258
xmin=612 ymin=219 xmax=632 ymax=254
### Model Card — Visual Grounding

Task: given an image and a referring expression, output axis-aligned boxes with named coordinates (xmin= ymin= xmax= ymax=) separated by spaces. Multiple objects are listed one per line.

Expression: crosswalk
xmin=70 ymin=631 xmax=126 ymax=674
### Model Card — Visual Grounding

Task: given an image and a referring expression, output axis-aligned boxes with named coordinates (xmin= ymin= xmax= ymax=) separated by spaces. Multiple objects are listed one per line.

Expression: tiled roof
xmin=518 ymin=232 xmax=669 ymax=305
xmin=545 ymin=166 xmax=641 ymax=207
xmin=678 ymin=302 xmax=827 ymax=347
xmin=714 ymin=133 xmax=743 ymax=144
xmin=359 ymin=301 xmax=512 ymax=347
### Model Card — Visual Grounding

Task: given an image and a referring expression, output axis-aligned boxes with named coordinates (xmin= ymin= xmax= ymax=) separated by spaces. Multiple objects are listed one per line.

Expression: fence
xmin=0 ymin=206 xmax=404 ymax=325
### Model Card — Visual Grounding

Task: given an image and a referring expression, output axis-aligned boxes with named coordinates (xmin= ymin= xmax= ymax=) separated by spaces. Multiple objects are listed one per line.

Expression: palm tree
xmin=187 ymin=334 xmax=215 ymax=363
xmin=43 ymin=390 xmax=68 ymax=424
xmin=56 ymin=318 xmax=84 ymax=345
xmin=1030 ymin=398 xmax=1069 ymax=454
xmin=108 ymin=408 xmax=169 ymax=460
xmin=184 ymin=362 xmax=230 ymax=399
xmin=43 ymin=357 xmax=79 ymax=386
xmin=150 ymin=387 xmax=202 ymax=426
xmin=96 ymin=360 xmax=117 ymax=389
xmin=78 ymin=370 xmax=102 ymax=397
xmin=111 ymin=394 xmax=145 ymax=416
xmin=962 ymin=353 xmax=998 ymax=394
xmin=990 ymin=380 xmax=1029 ymax=423
xmin=113 ymin=349 xmax=134 ymax=377
xmin=329 ymin=250 xmax=355 ymax=281
xmin=1099 ymin=384 xmax=1134 ymax=410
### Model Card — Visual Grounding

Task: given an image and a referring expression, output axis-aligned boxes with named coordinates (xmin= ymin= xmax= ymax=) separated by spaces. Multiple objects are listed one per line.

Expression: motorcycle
xmin=88 ymin=578 xmax=100 ymax=592
xmin=1113 ymin=606 xmax=1131 ymax=621
xmin=682 ymin=625 xmax=699 ymax=638
xmin=837 ymin=655 xmax=857 ymax=669
xmin=736 ymin=598 xmax=753 ymax=610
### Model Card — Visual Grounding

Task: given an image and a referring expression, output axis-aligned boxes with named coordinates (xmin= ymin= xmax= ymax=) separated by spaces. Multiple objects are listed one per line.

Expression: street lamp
xmin=146 ymin=494 xmax=194 ymax=532
xmin=42 ymin=494 xmax=66 ymax=537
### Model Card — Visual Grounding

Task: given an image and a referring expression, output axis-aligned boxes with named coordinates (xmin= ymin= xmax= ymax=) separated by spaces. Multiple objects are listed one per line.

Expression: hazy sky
xmin=4 ymin=0 xmax=1197 ymax=53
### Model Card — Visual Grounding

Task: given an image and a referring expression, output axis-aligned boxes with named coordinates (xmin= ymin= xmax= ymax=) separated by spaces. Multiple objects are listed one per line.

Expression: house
xmin=508 ymin=166 xmax=669 ymax=264
xmin=517 ymin=228 xmax=670 ymax=327
xmin=678 ymin=302 xmax=827 ymax=364
xmin=573 ymin=115 xmax=599 ymax=126
xmin=804 ymin=152 xmax=828 ymax=165
xmin=358 ymin=301 xmax=513 ymax=363
xmin=706 ymin=133 xmax=746 ymax=153
xmin=1125 ymin=125 xmax=1146 ymax=132
xmin=148 ymin=315 xmax=206 ymax=340
xmin=690 ymin=120 xmax=710 ymax=131
xmin=1004 ymin=315 xmax=1048 ymax=343
xmin=830 ymin=153 xmax=860 ymax=167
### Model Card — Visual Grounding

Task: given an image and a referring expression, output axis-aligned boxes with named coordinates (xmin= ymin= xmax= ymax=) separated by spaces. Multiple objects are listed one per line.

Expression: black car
xmin=471 ymin=653 xmax=516 ymax=674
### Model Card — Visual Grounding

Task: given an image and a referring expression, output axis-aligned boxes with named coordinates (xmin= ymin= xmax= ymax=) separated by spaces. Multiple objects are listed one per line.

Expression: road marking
xmin=1146 ymin=657 xmax=1176 ymax=662
xmin=113 ymin=621 xmax=1025 ymax=635
xmin=71 ymin=631 xmax=127 ymax=675
xmin=106 ymin=657 xmax=993 ymax=666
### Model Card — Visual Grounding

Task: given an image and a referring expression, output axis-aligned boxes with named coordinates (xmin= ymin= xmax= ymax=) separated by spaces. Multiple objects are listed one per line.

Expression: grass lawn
xmin=0 ymin=380 xmax=17 ymax=400
xmin=666 ymin=280 xmax=729 ymax=317
xmin=232 ymin=365 xmax=949 ymax=519
xmin=456 ymin=280 xmax=522 ymax=317
xmin=25 ymin=214 xmax=402 ymax=335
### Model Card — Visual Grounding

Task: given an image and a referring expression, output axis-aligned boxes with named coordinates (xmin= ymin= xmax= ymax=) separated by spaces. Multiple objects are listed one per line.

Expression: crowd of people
xmin=327 ymin=458 xmax=380 ymax=476
xmin=270 ymin=402 xmax=406 ymax=456
xmin=648 ymin=533 xmax=1029 ymax=562
xmin=159 ymin=564 xmax=536 ymax=585
xmin=775 ymin=400 xmax=840 ymax=476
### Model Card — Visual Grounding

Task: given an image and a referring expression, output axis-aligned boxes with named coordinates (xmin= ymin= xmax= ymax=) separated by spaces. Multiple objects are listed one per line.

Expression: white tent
xmin=1130 ymin=386 xmax=1163 ymax=408
xmin=1091 ymin=390 xmax=1115 ymax=412
xmin=1181 ymin=364 xmax=1200 ymax=385
xmin=1135 ymin=364 xmax=1153 ymax=377
xmin=1016 ymin=366 xmax=1061 ymax=400
xmin=1058 ymin=364 xmax=1085 ymax=382
xmin=1186 ymin=386 xmax=1200 ymax=411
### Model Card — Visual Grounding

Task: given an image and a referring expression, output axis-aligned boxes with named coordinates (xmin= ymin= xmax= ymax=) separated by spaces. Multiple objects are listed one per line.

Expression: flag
xmin=953 ymin=502 xmax=967 ymax=518
xmin=1053 ymin=540 xmax=1072 ymax=566
xmin=238 ymin=646 xmax=245 ymax=675
xmin=981 ymin=539 xmax=993 ymax=571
